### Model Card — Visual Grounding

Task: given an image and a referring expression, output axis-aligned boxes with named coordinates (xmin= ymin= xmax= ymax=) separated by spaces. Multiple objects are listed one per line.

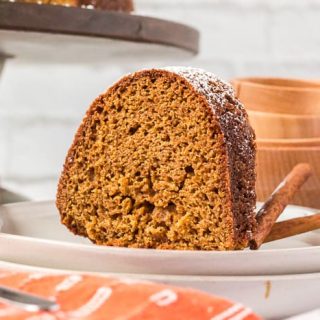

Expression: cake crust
xmin=165 ymin=67 xmax=257 ymax=247
xmin=57 ymin=68 xmax=256 ymax=250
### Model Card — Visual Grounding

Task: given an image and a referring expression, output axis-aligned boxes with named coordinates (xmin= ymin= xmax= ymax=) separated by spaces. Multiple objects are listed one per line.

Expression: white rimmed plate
xmin=0 ymin=260 xmax=319 ymax=319
xmin=0 ymin=201 xmax=319 ymax=276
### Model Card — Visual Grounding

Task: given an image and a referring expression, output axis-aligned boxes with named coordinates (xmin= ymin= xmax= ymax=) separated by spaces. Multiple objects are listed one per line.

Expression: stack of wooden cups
xmin=231 ymin=77 xmax=320 ymax=209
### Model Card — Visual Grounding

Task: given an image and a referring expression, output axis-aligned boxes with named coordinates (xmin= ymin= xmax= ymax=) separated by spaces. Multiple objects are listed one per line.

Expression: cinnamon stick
xmin=265 ymin=213 xmax=320 ymax=243
xmin=250 ymin=163 xmax=312 ymax=250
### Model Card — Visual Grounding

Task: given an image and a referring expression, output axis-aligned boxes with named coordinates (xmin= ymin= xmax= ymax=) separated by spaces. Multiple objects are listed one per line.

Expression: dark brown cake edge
xmin=165 ymin=67 xmax=257 ymax=246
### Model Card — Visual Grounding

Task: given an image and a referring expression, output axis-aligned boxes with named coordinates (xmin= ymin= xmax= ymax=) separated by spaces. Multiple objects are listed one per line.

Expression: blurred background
xmin=1 ymin=0 xmax=320 ymax=200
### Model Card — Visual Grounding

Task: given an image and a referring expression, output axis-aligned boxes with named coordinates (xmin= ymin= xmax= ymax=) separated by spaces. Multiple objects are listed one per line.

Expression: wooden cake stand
xmin=0 ymin=2 xmax=199 ymax=68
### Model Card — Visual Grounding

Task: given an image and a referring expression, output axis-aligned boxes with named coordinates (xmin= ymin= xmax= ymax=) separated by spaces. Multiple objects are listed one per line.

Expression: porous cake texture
xmin=57 ymin=67 xmax=256 ymax=250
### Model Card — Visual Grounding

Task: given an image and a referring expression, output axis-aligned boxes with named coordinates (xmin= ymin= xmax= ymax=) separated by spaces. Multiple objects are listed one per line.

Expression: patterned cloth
xmin=0 ymin=270 xmax=261 ymax=320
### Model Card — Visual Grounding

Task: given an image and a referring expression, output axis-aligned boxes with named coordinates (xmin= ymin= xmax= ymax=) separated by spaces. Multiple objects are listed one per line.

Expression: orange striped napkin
xmin=0 ymin=270 xmax=261 ymax=319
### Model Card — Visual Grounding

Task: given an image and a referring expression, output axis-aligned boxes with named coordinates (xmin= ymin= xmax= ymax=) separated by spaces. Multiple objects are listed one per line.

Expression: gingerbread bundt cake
xmin=56 ymin=67 xmax=256 ymax=250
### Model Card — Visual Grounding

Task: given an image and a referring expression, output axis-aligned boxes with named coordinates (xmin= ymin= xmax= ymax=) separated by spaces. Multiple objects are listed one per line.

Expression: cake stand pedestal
xmin=0 ymin=55 xmax=5 ymax=77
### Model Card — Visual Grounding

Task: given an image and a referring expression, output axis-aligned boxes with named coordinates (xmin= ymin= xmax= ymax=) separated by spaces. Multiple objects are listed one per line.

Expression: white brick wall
xmin=0 ymin=117 xmax=10 ymax=176
xmin=0 ymin=0 xmax=320 ymax=200
xmin=6 ymin=118 xmax=78 ymax=179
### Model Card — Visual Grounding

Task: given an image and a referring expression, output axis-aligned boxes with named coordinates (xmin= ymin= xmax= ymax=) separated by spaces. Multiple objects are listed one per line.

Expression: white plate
xmin=0 ymin=201 xmax=319 ymax=276
xmin=0 ymin=260 xmax=319 ymax=320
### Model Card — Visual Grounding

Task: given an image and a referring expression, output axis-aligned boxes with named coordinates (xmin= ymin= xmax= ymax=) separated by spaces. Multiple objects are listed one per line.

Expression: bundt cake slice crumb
xmin=56 ymin=67 xmax=256 ymax=250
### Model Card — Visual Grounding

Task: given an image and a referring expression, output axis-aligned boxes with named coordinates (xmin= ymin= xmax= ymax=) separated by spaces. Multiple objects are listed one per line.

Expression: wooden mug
xmin=248 ymin=110 xmax=320 ymax=139
xmin=231 ymin=77 xmax=320 ymax=115
xmin=256 ymin=138 xmax=320 ymax=209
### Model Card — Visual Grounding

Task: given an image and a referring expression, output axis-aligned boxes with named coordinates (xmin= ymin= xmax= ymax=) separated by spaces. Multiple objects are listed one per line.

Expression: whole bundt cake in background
xmin=79 ymin=0 xmax=133 ymax=11
xmin=17 ymin=0 xmax=134 ymax=12
xmin=56 ymin=67 xmax=256 ymax=250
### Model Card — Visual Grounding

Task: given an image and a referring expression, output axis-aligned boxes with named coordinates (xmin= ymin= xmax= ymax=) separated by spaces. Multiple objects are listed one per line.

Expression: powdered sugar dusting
xmin=163 ymin=67 xmax=251 ymax=155
xmin=165 ymin=66 xmax=235 ymax=100
xmin=165 ymin=66 xmax=257 ymax=238
xmin=164 ymin=66 xmax=245 ymax=125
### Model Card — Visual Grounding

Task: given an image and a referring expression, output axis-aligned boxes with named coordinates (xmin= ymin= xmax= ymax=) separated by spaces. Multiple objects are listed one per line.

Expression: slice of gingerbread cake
xmin=56 ymin=67 xmax=256 ymax=250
